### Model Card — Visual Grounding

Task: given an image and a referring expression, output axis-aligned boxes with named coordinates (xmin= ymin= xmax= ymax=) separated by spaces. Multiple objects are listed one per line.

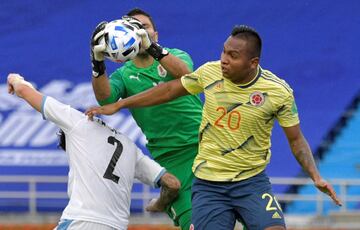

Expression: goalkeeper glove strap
xmin=92 ymin=60 xmax=106 ymax=78
xmin=146 ymin=43 xmax=169 ymax=61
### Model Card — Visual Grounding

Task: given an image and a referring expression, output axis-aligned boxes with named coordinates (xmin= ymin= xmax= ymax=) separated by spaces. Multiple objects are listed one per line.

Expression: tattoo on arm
xmin=156 ymin=173 xmax=180 ymax=210
xmin=290 ymin=135 xmax=320 ymax=181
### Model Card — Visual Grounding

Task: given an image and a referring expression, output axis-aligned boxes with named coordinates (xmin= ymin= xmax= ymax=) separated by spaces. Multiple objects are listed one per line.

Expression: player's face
xmin=132 ymin=14 xmax=158 ymax=55
xmin=220 ymin=36 xmax=258 ymax=84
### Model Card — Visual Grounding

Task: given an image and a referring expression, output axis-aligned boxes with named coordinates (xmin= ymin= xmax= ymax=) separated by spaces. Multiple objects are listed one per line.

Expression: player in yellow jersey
xmin=86 ymin=25 xmax=342 ymax=230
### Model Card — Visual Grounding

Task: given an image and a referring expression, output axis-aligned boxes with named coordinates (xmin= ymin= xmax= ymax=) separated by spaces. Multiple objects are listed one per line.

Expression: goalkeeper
xmin=90 ymin=8 xmax=202 ymax=230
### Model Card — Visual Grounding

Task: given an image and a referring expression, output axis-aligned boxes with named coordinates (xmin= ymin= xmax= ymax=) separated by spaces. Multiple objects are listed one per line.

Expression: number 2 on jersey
xmin=103 ymin=136 xmax=123 ymax=183
xmin=262 ymin=193 xmax=282 ymax=212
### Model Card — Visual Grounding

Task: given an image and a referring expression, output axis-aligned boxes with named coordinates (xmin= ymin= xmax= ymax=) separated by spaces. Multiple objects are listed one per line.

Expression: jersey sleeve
xmin=98 ymin=70 xmax=127 ymax=106
xmin=168 ymin=48 xmax=194 ymax=71
xmin=275 ymin=94 xmax=300 ymax=127
xmin=41 ymin=96 xmax=84 ymax=133
xmin=134 ymin=148 xmax=166 ymax=188
xmin=181 ymin=65 xmax=205 ymax=95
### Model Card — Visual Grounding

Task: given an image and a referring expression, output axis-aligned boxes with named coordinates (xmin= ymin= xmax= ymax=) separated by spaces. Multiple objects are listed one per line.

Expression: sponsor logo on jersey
xmin=272 ymin=211 xmax=282 ymax=219
xmin=291 ymin=100 xmax=298 ymax=115
xmin=157 ymin=65 xmax=167 ymax=78
xmin=249 ymin=91 xmax=265 ymax=107
xmin=129 ymin=75 xmax=140 ymax=81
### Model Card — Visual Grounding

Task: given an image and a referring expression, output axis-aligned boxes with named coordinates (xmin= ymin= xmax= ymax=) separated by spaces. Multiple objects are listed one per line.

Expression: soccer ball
xmin=100 ymin=19 xmax=141 ymax=63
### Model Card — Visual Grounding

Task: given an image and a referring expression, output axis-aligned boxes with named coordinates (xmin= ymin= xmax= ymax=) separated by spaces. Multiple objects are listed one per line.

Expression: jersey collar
xmin=237 ymin=66 xmax=262 ymax=89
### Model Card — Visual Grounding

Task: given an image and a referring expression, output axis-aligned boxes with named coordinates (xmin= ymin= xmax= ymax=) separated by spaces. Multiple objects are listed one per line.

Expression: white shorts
xmin=54 ymin=219 xmax=119 ymax=230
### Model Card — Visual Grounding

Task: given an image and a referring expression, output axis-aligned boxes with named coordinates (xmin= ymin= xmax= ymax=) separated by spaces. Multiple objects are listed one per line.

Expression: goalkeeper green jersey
xmin=98 ymin=48 xmax=202 ymax=159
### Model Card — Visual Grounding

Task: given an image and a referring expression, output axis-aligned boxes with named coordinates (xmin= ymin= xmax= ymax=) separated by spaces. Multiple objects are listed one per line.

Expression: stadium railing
xmin=270 ymin=177 xmax=360 ymax=215
xmin=1 ymin=176 xmax=360 ymax=216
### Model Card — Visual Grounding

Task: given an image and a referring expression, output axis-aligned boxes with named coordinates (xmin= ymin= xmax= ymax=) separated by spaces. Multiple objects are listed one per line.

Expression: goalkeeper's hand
xmin=90 ymin=21 xmax=107 ymax=77
xmin=121 ymin=16 xmax=168 ymax=61
xmin=136 ymin=29 xmax=169 ymax=61
xmin=136 ymin=29 xmax=152 ymax=50
xmin=122 ymin=16 xmax=143 ymax=29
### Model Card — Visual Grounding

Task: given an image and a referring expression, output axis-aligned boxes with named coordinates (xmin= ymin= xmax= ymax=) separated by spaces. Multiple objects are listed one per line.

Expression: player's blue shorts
xmin=191 ymin=171 xmax=286 ymax=230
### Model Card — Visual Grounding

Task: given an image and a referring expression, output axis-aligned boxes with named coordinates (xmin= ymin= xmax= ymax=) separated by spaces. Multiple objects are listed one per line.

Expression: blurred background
xmin=0 ymin=0 xmax=359 ymax=229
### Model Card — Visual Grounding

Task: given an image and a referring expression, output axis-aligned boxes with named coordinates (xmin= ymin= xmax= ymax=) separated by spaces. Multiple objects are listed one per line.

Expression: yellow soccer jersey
xmin=181 ymin=61 xmax=299 ymax=182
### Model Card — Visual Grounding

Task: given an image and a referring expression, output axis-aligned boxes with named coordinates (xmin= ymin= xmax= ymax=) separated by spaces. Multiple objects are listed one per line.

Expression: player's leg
xmin=154 ymin=145 xmax=197 ymax=229
xmin=232 ymin=171 xmax=286 ymax=230
xmin=191 ymin=178 xmax=236 ymax=230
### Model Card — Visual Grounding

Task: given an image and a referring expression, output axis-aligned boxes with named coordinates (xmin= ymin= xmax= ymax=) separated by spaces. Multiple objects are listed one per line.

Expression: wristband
xmin=146 ymin=43 xmax=169 ymax=61
xmin=92 ymin=60 xmax=106 ymax=78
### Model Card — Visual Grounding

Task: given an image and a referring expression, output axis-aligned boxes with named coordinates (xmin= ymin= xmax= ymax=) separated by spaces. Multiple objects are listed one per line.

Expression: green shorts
xmin=154 ymin=144 xmax=198 ymax=229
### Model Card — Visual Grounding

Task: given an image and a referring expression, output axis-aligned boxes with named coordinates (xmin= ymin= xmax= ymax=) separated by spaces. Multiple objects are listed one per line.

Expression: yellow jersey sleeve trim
xmin=181 ymin=74 xmax=204 ymax=95
xmin=279 ymin=119 xmax=300 ymax=128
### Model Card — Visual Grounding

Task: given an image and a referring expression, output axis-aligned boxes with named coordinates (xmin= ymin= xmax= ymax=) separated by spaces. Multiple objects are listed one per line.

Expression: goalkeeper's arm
xmin=90 ymin=21 xmax=112 ymax=102
xmin=136 ymin=28 xmax=191 ymax=78
xmin=122 ymin=16 xmax=191 ymax=78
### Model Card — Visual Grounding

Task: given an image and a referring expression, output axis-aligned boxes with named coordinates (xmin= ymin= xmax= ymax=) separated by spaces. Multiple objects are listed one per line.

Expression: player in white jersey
xmin=7 ymin=73 xmax=181 ymax=230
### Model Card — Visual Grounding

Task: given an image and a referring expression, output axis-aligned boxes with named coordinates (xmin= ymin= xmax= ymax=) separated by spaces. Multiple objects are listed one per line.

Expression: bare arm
xmin=146 ymin=172 xmax=181 ymax=212
xmin=92 ymin=74 xmax=112 ymax=101
xmin=159 ymin=54 xmax=191 ymax=78
xmin=134 ymin=27 xmax=191 ymax=79
xmin=283 ymin=124 xmax=342 ymax=206
xmin=91 ymin=53 xmax=190 ymax=101
xmin=7 ymin=74 xmax=43 ymax=112
xmin=91 ymin=57 xmax=189 ymax=103
xmin=86 ymin=78 xmax=189 ymax=118
xmin=283 ymin=125 xmax=320 ymax=181
xmin=121 ymin=78 xmax=189 ymax=107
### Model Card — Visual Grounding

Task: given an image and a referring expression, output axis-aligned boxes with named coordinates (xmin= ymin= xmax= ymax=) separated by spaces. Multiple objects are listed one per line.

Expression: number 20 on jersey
xmin=214 ymin=107 xmax=241 ymax=130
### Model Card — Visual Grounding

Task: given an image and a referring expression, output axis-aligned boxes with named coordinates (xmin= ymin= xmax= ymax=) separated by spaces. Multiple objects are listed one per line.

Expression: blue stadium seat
xmin=286 ymin=108 xmax=360 ymax=214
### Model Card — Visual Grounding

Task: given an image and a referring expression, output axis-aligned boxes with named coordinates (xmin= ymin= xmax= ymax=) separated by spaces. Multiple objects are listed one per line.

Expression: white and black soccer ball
xmin=100 ymin=19 xmax=141 ymax=63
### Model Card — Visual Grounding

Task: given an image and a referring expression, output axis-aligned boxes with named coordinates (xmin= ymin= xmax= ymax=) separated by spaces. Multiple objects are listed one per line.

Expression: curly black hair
xmin=126 ymin=8 xmax=157 ymax=31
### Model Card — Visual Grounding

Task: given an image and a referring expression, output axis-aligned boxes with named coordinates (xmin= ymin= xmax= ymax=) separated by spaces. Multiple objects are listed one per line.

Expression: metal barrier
xmin=1 ymin=176 xmax=360 ymax=216
xmin=270 ymin=177 xmax=360 ymax=215
xmin=0 ymin=175 xmax=159 ymax=217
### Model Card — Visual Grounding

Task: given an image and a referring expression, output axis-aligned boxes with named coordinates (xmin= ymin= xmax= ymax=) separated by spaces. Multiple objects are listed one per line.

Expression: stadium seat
xmin=286 ymin=108 xmax=360 ymax=214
